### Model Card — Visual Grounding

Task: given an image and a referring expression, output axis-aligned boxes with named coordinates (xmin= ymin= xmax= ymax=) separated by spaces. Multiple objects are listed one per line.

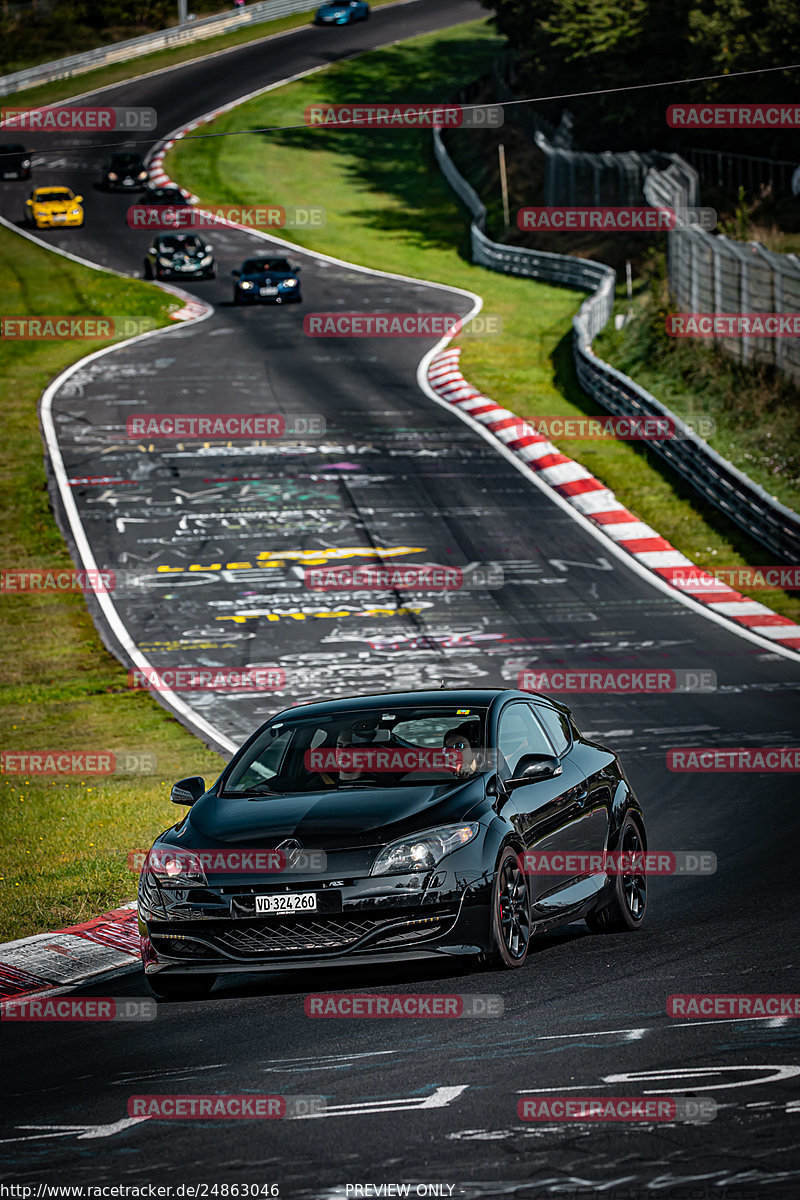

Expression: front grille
xmin=216 ymin=917 xmax=385 ymax=955
xmin=152 ymin=909 xmax=456 ymax=960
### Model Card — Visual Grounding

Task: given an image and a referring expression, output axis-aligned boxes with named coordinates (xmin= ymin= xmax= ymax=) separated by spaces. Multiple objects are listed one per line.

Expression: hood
xmin=178 ymin=778 xmax=487 ymax=851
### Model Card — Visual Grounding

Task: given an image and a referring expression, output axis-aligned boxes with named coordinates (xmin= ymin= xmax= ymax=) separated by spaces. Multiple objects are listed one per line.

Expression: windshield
xmin=222 ymin=704 xmax=489 ymax=795
xmin=158 ymin=236 xmax=203 ymax=252
xmin=111 ymin=156 xmax=142 ymax=168
xmin=242 ymin=258 xmax=292 ymax=274
xmin=34 ymin=191 xmax=72 ymax=202
xmin=0 ymin=144 xmax=25 ymax=154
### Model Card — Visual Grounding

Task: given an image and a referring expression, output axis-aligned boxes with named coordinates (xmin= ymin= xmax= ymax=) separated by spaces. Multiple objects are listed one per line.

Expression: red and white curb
xmin=428 ymin=348 xmax=800 ymax=653
xmin=147 ymin=139 xmax=199 ymax=202
xmin=0 ymin=903 xmax=140 ymax=1008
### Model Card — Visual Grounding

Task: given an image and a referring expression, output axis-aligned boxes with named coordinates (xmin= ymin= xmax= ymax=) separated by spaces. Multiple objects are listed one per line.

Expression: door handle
xmin=575 ymin=788 xmax=589 ymax=806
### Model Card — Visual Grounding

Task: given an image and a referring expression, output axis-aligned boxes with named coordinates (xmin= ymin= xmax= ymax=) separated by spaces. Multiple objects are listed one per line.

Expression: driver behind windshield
xmin=442 ymin=721 xmax=483 ymax=778
xmin=314 ymin=723 xmax=383 ymax=787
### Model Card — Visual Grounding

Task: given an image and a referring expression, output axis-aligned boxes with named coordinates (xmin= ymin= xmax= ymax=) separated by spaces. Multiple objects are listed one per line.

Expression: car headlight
xmin=200 ymin=253 xmax=213 ymax=265
xmin=145 ymin=845 xmax=207 ymax=888
xmin=158 ymin=256 xmax=173 ymax=266
xmin=21 ymin=159 xmax=31 ymax=168
xmin=137 ymin=171 xmax=148 ymax=180
xmin=281 ymin=278 xmax=298 ymax=288
xmin=71 ymin=208 xmax=81 ymax=216
xmin=239 ymin=280 xmax=254 ymax=289
xmin=371 ymin=823 xmax=480 ymax=876
xmin=108 ymin=172 xmax=118 ymax=181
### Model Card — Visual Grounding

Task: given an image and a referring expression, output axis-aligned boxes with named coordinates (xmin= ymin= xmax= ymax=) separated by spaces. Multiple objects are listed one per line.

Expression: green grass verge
xmin=0 ymin=0 xmax=400 ymax=110
xmin=167 ymin=18 xmax=800 ymax=624
xmin=0 ymin=226 xmax=225 ymax=941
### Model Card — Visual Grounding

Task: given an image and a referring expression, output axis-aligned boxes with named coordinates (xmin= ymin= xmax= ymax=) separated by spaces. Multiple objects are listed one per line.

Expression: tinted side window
xmin=532 ymin=704 xmax=571 ymax=755
xmin=497 ymin=703 xmax=553 ymax=775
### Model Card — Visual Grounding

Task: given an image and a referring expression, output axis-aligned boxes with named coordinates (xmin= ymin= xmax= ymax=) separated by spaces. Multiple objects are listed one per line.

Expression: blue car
xmin=231 ymin=256 xmax=302 ymax=305
xmin=313 ymin=1 xmax=369 ymax=25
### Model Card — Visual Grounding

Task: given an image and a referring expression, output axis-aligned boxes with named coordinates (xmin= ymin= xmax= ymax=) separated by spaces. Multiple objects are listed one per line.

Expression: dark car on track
xmin=138 ymin=688 xmax=647 ymax=999
xmin=142 ymin=185 xmax=191 ymax=206
xmin=102 ymin=152 xmax=149 ymax=191
xmin=144 ymin=232 xmax=215 ymax=280
xmin=313 ymin=1 xmax=369 ymax=24
xmin=231 ymin=255 xmax=302 ymax=305
xmin=0 ymin=143 xmax=32 ymax=181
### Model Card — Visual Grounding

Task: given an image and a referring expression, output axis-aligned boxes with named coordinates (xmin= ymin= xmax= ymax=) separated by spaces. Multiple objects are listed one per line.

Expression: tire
xmin=145 ymin=972 xmax=217 ymax=1001
xmin=144 ymin=260 xmax=153 ymax=279
xmin=489 ymin=846 xmax=531 ymax=968
xmin=586 ymin=815 xmax=647 ymax=933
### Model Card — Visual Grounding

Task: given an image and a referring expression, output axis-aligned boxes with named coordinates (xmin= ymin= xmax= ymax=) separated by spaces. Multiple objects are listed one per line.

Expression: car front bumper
xmin=138 ymin=858 xmax=493 ymax=975
xmin=33 ymin=213 xmax=82 ymax=226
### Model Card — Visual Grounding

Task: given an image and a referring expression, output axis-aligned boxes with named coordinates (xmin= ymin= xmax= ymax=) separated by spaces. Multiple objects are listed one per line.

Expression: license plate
xmin=52 ymin=214 xmax=66 ymax=221
xmin=256 ymin=892 xmax=317 ymax=915
xmin=260 ymin=286 xmax=278 ymax=296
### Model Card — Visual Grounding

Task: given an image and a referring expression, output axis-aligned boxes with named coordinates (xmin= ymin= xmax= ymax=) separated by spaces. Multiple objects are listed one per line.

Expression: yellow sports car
xmin=25 ymin=186 xmax=84 ymax=228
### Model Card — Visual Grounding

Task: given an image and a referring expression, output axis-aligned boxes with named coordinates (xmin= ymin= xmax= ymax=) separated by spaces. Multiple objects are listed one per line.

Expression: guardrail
xmin=681 ymin=146 xmax=798 ymax=196
xmin=0 ymin=0 xmax=317 ymax=98
xmin=432 ymin=125 xmax=800 ymax=563
xmin=643 ymin=164 xmax=800 ymax=385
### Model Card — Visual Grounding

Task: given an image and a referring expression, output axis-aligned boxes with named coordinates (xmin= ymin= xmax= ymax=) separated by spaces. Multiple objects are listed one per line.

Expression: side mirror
xmin=291 ymin=264 xmax=302 ymax=272
xmin=25 ymin=198 xmax=32 ymax=205
xmin=170 ymin=775 xmax=205 ymax=805
xmin=73 ymin=195 xmax=83 ymax=203
xmin=506 ymin=754 xmax=562 ymax=789
xmin=231 ymin=268 xmax=240 ymax=276
xmin=206 ymin=243 xmax=213 ymax=250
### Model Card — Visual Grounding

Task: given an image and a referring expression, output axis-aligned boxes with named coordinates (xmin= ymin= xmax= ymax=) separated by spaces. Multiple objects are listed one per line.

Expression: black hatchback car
xmin=138 ymin=688 xmax=647 ymax=999
xmin=0 ymin=143 xmax=32 ymax=181
xmin=102 ymin=152 xmax=148 ymax=190
xmin=144 ymin=232 xmax=215 ymax=280
xmin=231 ymin=256 xmax=302 ymax=304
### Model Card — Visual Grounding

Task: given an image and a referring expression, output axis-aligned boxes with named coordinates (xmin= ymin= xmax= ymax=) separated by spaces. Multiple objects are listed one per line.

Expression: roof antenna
xmin=439 ymin=678 xmax=446 ymax=689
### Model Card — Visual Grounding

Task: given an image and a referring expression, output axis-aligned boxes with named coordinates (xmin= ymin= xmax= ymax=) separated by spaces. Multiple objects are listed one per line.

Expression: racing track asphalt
xmin=1 ymin=2 xmax=800 ymax=1194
